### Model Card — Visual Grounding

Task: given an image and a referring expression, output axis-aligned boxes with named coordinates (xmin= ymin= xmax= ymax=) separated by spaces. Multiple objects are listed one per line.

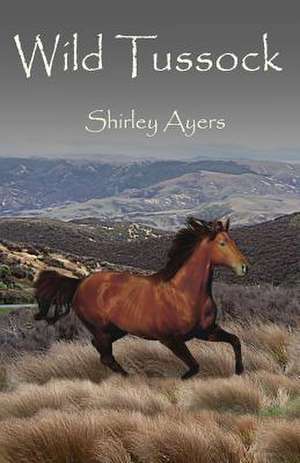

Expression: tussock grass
xmin=0 ymin=410 xmax=247 ymax=463
xmin=176 ymin=376 xmax=262 ymax=414
xmin=7 ymin=332 xmax=285 ymax=389
xmin=219 ymin=414 xmax=258 ymax=449
xmin=8 ymin=341 xmax=109 ymax=386
xmin=6 ymin=408 xmax=300 ymax=463
xmin=251 ymin=371 xmax=300 ymax=398
xmin=243 ymin=346 xmax=280 ymax=374
xmin=0 ymin=411 xmax=134 ymax=463
xmin=0 ymin=377 xmax=171 ymax=421
xmin=255 ymin=421 xmax=300 ymax=463
xmin=286 ymin=331 xmax=300 ymax=377
xmin=239 ymin=323 xmax=290 ymax=368
xmin=1 ymin=322 xmax=299 ymax=462
xmin=164 ymin=410 xmax=258 ymax=449
xmin=126 ymin=418 xmax=246 ymax=463
xmin=76 ymin=376 xmax=171 ymax=416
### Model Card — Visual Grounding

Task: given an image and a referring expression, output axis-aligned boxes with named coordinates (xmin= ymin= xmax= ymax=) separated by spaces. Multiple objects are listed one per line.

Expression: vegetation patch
xmin=0 ymin=321 xmax=299 ymax=462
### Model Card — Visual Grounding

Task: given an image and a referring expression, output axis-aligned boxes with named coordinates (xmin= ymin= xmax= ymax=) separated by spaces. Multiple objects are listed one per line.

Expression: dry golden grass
xmin=7 ymin=335 xmax=282 ymax=389
xmin=8 ymin=341 xmax=109 ymax=386
xmin=0 ymin=410 xmax=248 ymax=463
xmin=286 ymin=330 xmax=300 ymax=377
xmin=251 ymin=371 xmax=300 ymax=399
xmin=0 ymin=322 xmax=299 ymax=462
xmin=234 ymin=323 xmax=290 ymax=366
xmin=0 ymin=377 xmax=172 ymax=421
xmin=0 ymin=411 xmax=134 ymax=463
xmin=255 ymin=420 xmax=300 ymax=463
xmin=126 ymin=418 xmax=246 ymax=463
xmin=175 ymin=376 xmax=262 ymax=414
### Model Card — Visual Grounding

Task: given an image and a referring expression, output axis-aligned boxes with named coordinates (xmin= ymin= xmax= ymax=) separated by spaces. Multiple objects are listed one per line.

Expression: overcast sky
xmin=0 ymin=1 xmax=299 ymax=162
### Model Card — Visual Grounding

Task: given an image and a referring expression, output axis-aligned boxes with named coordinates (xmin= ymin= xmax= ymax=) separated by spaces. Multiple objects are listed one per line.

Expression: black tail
xmin=34 ymin=270 xmax=82 ymax=324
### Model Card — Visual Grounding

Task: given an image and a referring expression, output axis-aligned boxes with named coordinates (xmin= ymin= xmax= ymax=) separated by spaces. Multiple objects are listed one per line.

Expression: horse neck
xmin=171 ymin=240 xmax=213 ymax=298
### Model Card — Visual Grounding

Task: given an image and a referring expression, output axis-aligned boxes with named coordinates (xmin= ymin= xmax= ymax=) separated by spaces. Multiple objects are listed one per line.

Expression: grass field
xmin=0 ymin=321 xmax=299 ymax=463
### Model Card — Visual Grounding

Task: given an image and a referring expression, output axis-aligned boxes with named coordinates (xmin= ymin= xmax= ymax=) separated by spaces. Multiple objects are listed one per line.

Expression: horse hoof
xmin=236 ymin=365 xmax=244 ymax=375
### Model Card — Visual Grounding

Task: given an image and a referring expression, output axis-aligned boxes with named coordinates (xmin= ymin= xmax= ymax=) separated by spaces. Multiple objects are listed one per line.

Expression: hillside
xmin=0 ymin=157 xmax=299 ymax=228
xmin=0 ymin=240 xmax=94 ymax=305
xmin=0 ymin=213 xmax=299 ymax=288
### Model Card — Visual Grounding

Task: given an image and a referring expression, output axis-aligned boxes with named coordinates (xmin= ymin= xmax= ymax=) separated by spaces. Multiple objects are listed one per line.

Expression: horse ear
xmin=225 ymin=218 xmax=230 ymax=232
xmin=214 ymin=220 xmax=224 ymax=233
xmin=206 ymin=220 xmax=222 ymax=240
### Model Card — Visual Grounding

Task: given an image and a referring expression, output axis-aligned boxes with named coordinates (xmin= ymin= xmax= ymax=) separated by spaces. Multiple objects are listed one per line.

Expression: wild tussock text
xmin=14 ymin=33 xmax=283 ymax=79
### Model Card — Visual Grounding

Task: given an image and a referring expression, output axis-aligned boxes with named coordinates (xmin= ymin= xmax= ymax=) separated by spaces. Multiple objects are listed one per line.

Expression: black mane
xmin=154 ymin=217 xmax=221 ymax=281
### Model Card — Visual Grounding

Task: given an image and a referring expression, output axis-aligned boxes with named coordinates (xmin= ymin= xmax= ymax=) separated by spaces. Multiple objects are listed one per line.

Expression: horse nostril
xmin=242 ymin=264 xmax=248 ymax=274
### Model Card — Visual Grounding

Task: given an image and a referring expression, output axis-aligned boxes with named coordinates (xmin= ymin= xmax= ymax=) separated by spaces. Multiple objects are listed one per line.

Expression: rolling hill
xmin=38 ymin=171 xmax=299 ymax=229
xmin=0 ymin=157 xmax=299 ymax=228
xmin=0 ymin=157 xmax=253 ymax=215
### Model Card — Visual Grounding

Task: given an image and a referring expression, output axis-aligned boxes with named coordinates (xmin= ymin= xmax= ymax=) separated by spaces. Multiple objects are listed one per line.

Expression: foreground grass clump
xmin=0 ymin=409 xmax=299 ymax=463
xmin=255 ymin=421 xmax=300 ymax=463
xmin=0 ymin=411 xmax=133 ymax=463
xmin=0 ymin=322 xmax=299 ymax=462
xmin=176 ymin=376 xmax=262 ymax=414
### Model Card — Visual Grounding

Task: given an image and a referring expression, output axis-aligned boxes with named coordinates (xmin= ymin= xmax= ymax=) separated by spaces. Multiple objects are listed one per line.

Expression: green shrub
xmin=0 ymin=265 xmax=11 ymax=280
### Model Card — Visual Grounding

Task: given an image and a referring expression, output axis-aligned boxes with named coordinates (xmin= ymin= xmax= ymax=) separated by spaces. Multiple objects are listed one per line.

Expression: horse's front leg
xmin=160 ymin=338 xmax=199 ymax=380
xmin=197 ymin=325 xmax=244 ymax=375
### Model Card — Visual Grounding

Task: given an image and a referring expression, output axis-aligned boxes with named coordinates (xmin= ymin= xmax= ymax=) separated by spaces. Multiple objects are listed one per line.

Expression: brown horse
xmin=34 ymin=217 xmax=248 ymax=379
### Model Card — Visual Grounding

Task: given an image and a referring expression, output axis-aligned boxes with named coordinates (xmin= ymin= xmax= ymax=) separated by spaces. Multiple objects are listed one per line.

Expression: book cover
xmin=0 ymin=2 xmax=299 ymax=462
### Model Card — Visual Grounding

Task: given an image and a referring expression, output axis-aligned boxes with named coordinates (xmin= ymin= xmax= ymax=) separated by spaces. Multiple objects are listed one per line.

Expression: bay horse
xmin=34 ymin=217 xmax=248 ymax=379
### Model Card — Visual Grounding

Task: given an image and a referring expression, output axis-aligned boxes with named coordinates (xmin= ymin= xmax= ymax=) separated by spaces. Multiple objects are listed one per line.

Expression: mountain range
xmin=0 ymin=157 xmax=299 ymax=228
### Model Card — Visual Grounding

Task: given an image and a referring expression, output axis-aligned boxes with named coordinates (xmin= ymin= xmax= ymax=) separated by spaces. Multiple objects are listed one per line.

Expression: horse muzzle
xmin=234 ymin=263 xmax=248 ymax=277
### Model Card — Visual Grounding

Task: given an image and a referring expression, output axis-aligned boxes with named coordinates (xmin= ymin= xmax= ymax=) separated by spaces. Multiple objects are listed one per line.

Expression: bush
xmin=0 ymin=265 xmax=11 ymax=279
xmin=0 ymin=265 xmax=13 ymax=288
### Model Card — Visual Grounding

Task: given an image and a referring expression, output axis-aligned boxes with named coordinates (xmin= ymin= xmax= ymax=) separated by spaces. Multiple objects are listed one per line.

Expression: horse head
xmin=190 ymin=217 xmax=248 ymax=277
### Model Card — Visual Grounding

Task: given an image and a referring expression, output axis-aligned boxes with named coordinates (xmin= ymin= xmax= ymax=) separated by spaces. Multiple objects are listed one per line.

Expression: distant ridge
xmin=0 ymin=157 xmax=298 ymax=229
xmin=0 ymin=157 xmax=253 ymax=215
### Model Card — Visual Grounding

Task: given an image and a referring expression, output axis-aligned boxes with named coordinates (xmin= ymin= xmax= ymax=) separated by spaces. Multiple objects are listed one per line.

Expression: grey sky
xmin=0 ymin=1 xmax=299 ymax=162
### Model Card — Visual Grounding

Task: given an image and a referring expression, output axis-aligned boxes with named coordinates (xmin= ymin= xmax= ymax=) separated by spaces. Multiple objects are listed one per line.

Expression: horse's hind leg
xmin=206 ymin=325 xmax=244 ymax=375
xmin=93 ymin=330 xmax=128 ymax=376
xmin=160 ymin=338 xmax=199 ymax=380
xmin=76 ymin=315 xmax=128 ymax=376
